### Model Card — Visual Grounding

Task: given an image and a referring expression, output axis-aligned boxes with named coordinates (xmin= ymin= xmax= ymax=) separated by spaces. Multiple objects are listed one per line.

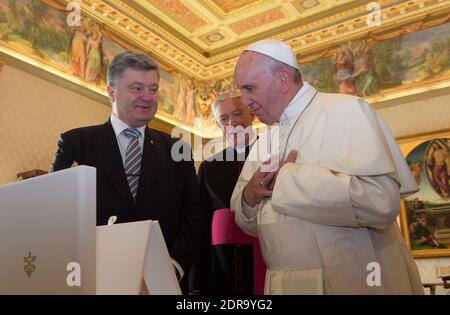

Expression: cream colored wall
xmin=0 ymin=64 xmax=110 ymax=185
xmin=1 ymin=63 xmax=450 ymax=294
xmin=377 ymin=92 xmax=450 ymax=138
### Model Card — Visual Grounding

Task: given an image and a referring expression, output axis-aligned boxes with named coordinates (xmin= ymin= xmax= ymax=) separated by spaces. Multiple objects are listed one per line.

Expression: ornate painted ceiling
xmin=76 ymin=0 xmax=450 ymax=80
xmin=1 ymin=0 xmax=450 ymax=138
xmin=111 ymin=0 xmax=360 ymax=55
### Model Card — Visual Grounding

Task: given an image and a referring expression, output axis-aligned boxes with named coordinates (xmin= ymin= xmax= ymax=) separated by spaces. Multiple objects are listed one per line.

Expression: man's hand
xmin=266 ymin=150 xmax=298 ymax=190
xmin=243 ymin=150 xmax=298 ymax=207
xmin=243 ymin=166 xmax=275 ymax=207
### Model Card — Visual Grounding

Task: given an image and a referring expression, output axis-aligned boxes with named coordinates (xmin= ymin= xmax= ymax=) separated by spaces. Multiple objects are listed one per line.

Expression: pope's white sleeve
xmin=271 ymin=162 xmax=400 ymax=229
xmin=242 ymin=199 xmax=259 ymax=220
xmin=230 ymin=180 xmax=258 ymax=236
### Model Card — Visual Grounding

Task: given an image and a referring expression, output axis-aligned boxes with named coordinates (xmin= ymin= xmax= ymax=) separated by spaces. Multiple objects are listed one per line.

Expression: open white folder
xmin=96 ymin=220 xmax=181 ymax=295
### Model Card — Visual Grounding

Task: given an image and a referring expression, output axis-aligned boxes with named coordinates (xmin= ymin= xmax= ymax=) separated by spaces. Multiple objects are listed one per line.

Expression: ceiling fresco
xmin=78 ymin=0 xmax=450 ymax=80
xmin=0 ymin=0 xmax=449 ymax=138
xmin=120 ymin=0 xmax=359 ymax=54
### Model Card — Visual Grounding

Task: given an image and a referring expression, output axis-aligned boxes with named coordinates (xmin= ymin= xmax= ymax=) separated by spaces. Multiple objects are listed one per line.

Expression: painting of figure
xmin=299 ymin=57 xmax=335 ymax=93
xmin=298 ymin=22 xmax=450 ymax=99
xmin=409 ymin=209 xmax=445 ymax=249
xmin=299 ymin=39 xmax=379 ymax=97
xmin=85 ymin=25 xmax=102 ymax=84
xmin=396 ymin=23 xmax=450 ymax=84
xmin=0 ymin=0 xmax=71 ymax=67
xmin=425 ymin=140 xmax=450 ymax=200
xmin=69 ymin=23 xmax=87 ymax=79
xmin=352 ymin=40 xmax=378 ymax=96
xmin=333 ymin=45 xmax=356 ymax=95
xmin=402 ymin=138 xmax=450 ymax=256
xmin=69 ymin=18 xmax=103 ymax=84
xmin=101 ymin=36 xmax=125 ymax=86
xmin=409 ymin=161 xmax=422 ymax=185
xmin=158 ymin=70 xmax=175 ymax=115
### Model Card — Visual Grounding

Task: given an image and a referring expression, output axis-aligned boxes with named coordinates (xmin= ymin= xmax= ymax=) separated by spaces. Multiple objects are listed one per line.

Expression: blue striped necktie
xmin=123 ymin=128 xmax=142 ymax=200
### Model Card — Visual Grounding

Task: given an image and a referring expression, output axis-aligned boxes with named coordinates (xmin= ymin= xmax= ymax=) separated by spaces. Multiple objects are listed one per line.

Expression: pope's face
xmin=234 ymin=52 xmax=285 ymax=125
xmin=108 ymin=68 xmax=159 ymax=127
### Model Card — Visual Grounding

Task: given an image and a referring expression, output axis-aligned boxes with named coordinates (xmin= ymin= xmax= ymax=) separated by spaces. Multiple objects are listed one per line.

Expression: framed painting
xmin=397 ymin=130 xmax=450 ymax=258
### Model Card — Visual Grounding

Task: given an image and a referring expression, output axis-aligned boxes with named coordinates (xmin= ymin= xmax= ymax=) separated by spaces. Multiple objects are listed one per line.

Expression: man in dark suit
xmin=50 ymin=51 xmax=203 ymax=291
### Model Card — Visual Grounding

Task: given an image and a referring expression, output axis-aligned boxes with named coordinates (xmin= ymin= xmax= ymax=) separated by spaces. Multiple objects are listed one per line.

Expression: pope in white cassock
xmin=230 ymin=40 xmax=424 ymax=295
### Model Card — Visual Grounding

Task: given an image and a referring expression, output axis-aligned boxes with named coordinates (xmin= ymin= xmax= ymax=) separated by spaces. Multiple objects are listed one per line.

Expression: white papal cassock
xmin=231 ymin=83 xmax=424 ymax=295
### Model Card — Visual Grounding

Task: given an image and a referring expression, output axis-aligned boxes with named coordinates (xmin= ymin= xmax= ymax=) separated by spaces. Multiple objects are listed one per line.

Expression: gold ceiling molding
xmin=368 ymin=10 xmax=450 ymax=42
xmin=296 ymin=10 xmax=450 ymax=64
xmin=41 ymin=0 xmax=68 ymax=11
xmin=207 ymin=0 xmax=264 ymax=15
xmin=228 ymin=6 xmax=286 ymax=34
xmin=67 ymin=0 xmax=450 ymax=81
xmin=149 ymin=0 xmax=208 ymax=32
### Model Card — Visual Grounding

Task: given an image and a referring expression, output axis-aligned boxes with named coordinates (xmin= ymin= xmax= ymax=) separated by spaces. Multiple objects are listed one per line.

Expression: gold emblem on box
xmin=24 ymin=252 xmax=36 ymax=278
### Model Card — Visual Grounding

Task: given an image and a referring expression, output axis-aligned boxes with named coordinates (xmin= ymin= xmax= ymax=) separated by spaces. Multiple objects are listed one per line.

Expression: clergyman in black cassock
xmin=190 ymin=91 xmax=265 ymax=295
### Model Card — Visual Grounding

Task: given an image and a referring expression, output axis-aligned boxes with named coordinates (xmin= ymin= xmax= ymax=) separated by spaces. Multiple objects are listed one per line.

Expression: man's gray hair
xmin=267 ymin=58 xmax=303 ymax=84
xmin=107 ymin=51 xmax=159 ymax=87
xmin=211 ymin=90 xmax=241 ymax=121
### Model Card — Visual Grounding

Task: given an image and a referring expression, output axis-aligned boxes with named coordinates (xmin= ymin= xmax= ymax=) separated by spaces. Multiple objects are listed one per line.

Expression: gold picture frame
xmin=397 ymin=129 xmax=450 ymax=258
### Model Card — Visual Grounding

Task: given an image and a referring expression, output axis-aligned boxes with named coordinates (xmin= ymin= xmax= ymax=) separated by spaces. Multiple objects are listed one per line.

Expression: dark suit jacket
xmin=50 ymin=120 xmax=203 ymax=272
